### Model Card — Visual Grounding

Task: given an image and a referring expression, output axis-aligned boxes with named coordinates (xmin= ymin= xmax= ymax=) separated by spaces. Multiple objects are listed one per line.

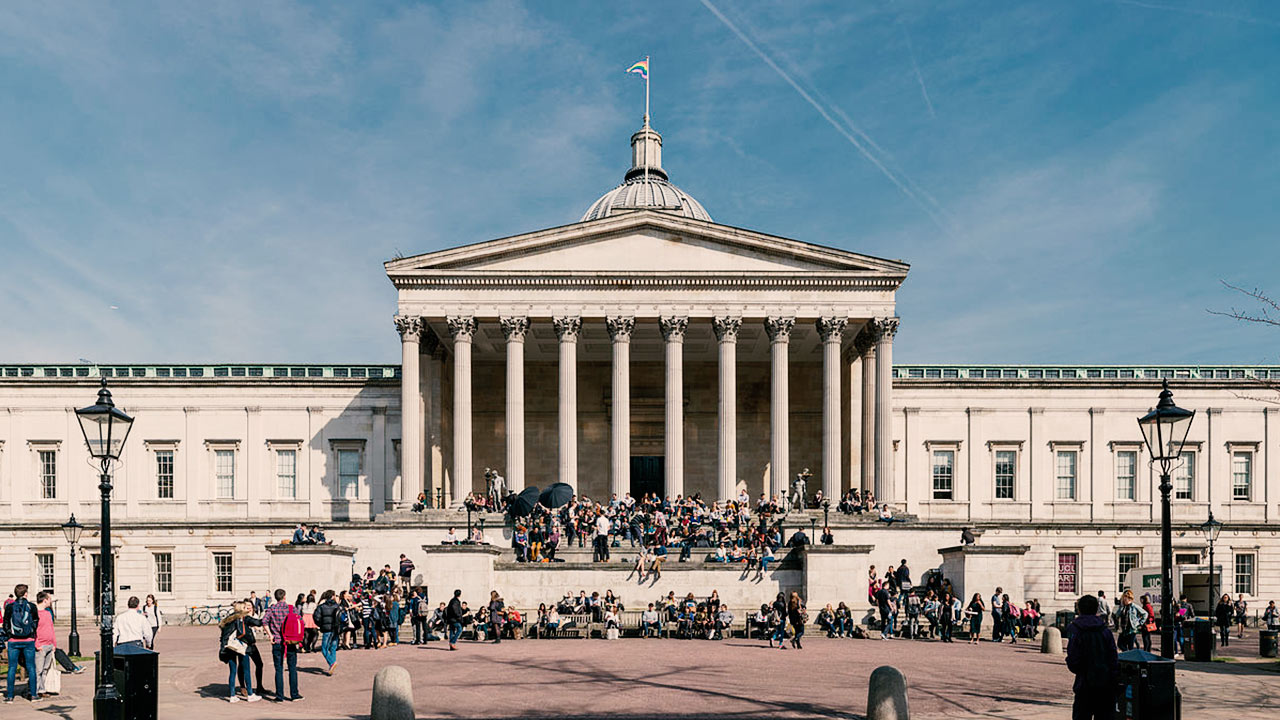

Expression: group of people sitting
xmin=287 ymin=523 xmax=329 ymax=545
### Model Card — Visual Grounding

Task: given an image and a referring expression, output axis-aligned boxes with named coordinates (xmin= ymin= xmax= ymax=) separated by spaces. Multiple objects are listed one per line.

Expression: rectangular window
xmin=1231 ymin=452 xmax=1252 ymax=500
xmin=215 ymin=449 xmax=235 ymax=498
xmin=1117 ymin=552 xmax=1140 ymax=595
xmin=931 ymin=450 xmax=954 ymax=500
xmin=1175 ymin=552 xmax=1201 ymax=566
xmin=154 ymin=552 xmax=173 ymax=594
xmin=1115 ymin=450 xmax=1137 ymax=501
xmin=338 ymin=449 xmax=361 ymax=499
xmin=156 ymin=449 xmax=175 ymax=499
xmin=1057 ymin=552 xmax=1079 ymax=594
xmin=1174 ymin=451 xmax=1195 ymax=500
xmin=1055 ymin=450 xmax=1077 ymax=500
xmin=1234 ymin=554 xmax=1255 ymax=596
xmin=276 ymin=449 xmax=297 ymax=499
xmin=994 ymin=450 xmax=1016 ymax=500
xmin=36 ymin=553 xmax=54 ymax=592
xmin=213 ymin=551 xmax=233 ymax=594
xmin=38 ymin=450 xmax=57 ymax=500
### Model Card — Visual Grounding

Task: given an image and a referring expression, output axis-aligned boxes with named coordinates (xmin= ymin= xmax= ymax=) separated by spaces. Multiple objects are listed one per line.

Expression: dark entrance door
xmin=630 ymin=456 xmax=664 ymax=500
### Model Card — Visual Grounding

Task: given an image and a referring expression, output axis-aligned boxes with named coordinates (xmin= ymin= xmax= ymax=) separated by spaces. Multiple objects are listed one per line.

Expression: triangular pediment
xmin=386 ymin=211 xmax=908 ymax=277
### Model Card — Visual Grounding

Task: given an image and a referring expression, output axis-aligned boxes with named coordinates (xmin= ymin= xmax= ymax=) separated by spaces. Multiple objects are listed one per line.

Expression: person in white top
xmin=444 ymin=527 xmax=460 ymax=545
xmin=594 ymin=513 xmax=612 ymax=562
xmin=142 ymin=594 xmax=163 ymax=649
xmin=113 ymin=596 xmax=154 ymax=648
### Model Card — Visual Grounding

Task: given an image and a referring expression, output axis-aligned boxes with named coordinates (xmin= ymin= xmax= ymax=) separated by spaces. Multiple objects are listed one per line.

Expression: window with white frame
xmin=1117 ymin=551 xmax=1140 ymax=595
xmin=155 ymin=449 xmax=175 ymax=499
xmin=1234 ymin=553 xmax=1255 ymax=596
xmin=276 ymin=449 xmax=297 ymax=499
xmin=214 ymin=449 xmax=235 ymax=498
xmin=994 ymin=450 xmax=1016 ymax=500
xmin=1231 ymin=451 xmax=1252 ymax=501
xmin=931 ymin=450 xmax=954 ymax=500
xmin=36 ymin=553 xmax=54 ymax=592
xmin=338 ymin=449 xmax=361 ymax=499
xmin=1174 ymin=450 xmax=1195 ymax=500
xmin=1115 ymin=450 xmax=1137 ymax=501
xmin=212 ymin=551 xmax=233 ymax=594
xmin=1057 ymin=552 xmax=1080 ymax=594
xmin=1056 ymin=450 xmax=1078 ymax=500
xmin=38 ymin=449 xmax=57 ymax=499
xmin=154 ymin=552 xmax=173 ymax=594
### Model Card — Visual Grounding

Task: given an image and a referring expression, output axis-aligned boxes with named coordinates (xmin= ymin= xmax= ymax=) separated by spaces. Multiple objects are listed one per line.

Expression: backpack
xmin=415 ymin=599 xmax=431 ymax=618
xmin=282 ymin=607 xmax=305 ymax=644
xmin=6 ymin=598 xmax=37 ymax=640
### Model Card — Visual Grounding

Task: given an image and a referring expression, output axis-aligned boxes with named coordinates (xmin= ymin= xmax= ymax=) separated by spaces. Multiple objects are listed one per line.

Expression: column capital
xmin=816 ymin=317 xmax=847 ymax=342
xmin=446 ymin=316 xmax=477 ymax=341
xmin=500 ymin=316 xmax=530 ymax=341
xmin=712 ymin=316 xmax=742 ymax=342
xmin=553 ymin=316 xmax=582 ymax=340
xmin=606 ymin=316 xmax=635 ymax=341
xmin=394 ymin=315 xmax=424 ymax=341
xmin=872 ymin=317 xmax=901 ymax=341
xmin=764 ymin=316 xmax=795 ymax=342
xmin=659 ymin=316 xmax=689 ymax=341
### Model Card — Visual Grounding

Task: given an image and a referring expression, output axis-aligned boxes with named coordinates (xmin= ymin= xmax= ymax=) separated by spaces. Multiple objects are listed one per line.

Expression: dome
xmin=581 ymin=123 xmax=712 ymax=223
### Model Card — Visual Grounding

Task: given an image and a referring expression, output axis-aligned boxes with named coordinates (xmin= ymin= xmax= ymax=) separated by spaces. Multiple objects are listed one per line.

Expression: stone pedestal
xmin=265 ymin=544 xmax=357 ymax=595
xmin=937 ymin=544 xmax=1030 ymax=604
xmin=419 ymin=544 xmax=502 ymax=606
xmin=802 ymin=544 xmax=875 ymax=610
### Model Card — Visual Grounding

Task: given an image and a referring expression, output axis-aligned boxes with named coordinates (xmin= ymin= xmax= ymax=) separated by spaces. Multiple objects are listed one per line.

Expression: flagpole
xmin=644 ymin=55 xmax=650 ymax=127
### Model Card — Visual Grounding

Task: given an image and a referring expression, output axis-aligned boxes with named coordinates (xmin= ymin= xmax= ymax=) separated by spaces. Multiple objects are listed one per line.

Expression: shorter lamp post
xmin=822 ymin=499 xmax=830 ymax=529
xmin=1200 ymin=512 xmax=1223 ymax=614
xmin=61 ymin=515 xmax=85 ymax=657
xmin=809 ymin=517 xmax=817 ymax=542
xmin=1137 ymin=379 xmax=1195 ymax=660
xmin=479 ymin=518 xmax=486 ymax=544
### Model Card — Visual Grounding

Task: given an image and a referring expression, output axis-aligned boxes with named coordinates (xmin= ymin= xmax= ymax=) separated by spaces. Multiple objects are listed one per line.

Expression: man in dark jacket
xmin=312 ymin=591 xmax=340 ymax=676
xmin=446 ymin=590 xmax=464 ymax=650
xmin=1066 ymin=594 xmax=1118 ymax=720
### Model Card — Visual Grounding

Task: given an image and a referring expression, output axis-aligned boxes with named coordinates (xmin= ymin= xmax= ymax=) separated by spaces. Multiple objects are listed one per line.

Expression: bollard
xmin=371 ymin=665 xmax=415 ymax=720
xmin=867 ymin=665 xmax=909 ymax=720
xmin=1041 ymin=626 xmax=1063 ymax=654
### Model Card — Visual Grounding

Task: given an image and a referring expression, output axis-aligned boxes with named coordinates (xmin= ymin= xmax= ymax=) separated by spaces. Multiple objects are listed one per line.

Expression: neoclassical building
xmin=1 ymin=120 xmax=1277 ymax=615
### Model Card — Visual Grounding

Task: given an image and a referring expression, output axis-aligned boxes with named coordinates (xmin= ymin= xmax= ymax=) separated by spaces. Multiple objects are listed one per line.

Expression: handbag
xmin=1144 ymin=620 xmax=1157 ymax=633
xmin=225 ymin=636 xmax=248 ymax=656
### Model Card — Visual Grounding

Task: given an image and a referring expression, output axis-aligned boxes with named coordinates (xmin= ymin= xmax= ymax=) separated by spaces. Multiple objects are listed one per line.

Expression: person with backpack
xmin=409 ymin=588 xmax=429 ymax=644
xmin=263 ymin=588 xmax=303 ymax=703
xmin=312 ymin=590 xmax=340 ymax=676
xmin=4 ymin=584 xmax=39 ymax=703
xmin=1066 ymin=594 xmax=1119 ymax=720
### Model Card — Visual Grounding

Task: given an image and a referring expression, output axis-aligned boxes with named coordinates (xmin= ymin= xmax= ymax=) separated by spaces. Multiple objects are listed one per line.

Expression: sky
xmin=1 ymin=0 xmax=1277 ymax=365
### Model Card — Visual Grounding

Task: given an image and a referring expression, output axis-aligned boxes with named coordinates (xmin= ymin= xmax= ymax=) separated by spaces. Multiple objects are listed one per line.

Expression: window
xmin=1175 ymin=552 xmax=1202 ymax=566
xmin=38 ymin=450 xmax=57 ymax=499
xmin=1174 ymin=451 xmax=1195 ymax=500
xmin=213 ymin=552 xmax=233 ymax=594
xmin=338 ymin=449 xmax=361 ymax=499
xmin=276 ymin=449 xmax=297 ymax=499
xmin=1055 ymin=450 xmax=1077 ymax=500
xmin=215 ymin=449 xmax=235 ymax=498
xmin=154 ymin=552 xmax=173 ymax=594
xmin=1115 ymin=450 xmax=1137 ymax=501
xmin=36 ymin=553 xmax=54 ymax=592
xmin=1231 ymin=452 xmax=1252 ymax=500
xmin=1057 ymin=552 xmax=1079 ymax=594
xmin=1117 ymin=552 xmax=1140 ymax=595
xmin=1234 ymin=554 xmax=1255 ymax=596
xmin=994 ymin=450 xmax=1016 ymax=500
xmin=156 ymin=449 xmax=175 ymax=499
xmin=931 ymin=450 xmax=954 ymax=500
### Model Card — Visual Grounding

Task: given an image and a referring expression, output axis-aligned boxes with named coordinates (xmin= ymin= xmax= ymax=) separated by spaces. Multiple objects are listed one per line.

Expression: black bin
xmin=1191 ymin=617 xmax=1214 ymax=662
xmin=1056 ymin=610 xmax=1078 ymax=638
xmin=113 ymin=644 xmax=159 ymax=720
xmin=1117 ymin=649 xmax=1176 ymax=720
xmin=1261 ymin=629 xmax=1279 ymax=658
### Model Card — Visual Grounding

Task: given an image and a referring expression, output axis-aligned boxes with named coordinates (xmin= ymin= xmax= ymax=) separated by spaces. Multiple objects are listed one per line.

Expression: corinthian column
xmin=447 ymin=316 xmax=476 ymax=506
xmin=394 ymin=315 xmax=423 ymax=508
xmin=817 ymin=317 xmax=847 ymax=503
xmin=607 ymin=316 xmax=635 ymax=499
xmin=660 ymin=316 xmax=688 ymax=500
xmin=713 ymin=316 xmax=741 ymax=502
xmin=554 ymin=316 xmax=581 ymax=492
xmin=873 ymin=317 xmax=900 ymax=504
xmin=501 ymin=316 xmax=529 ymax=493
xmin=856 ymin=330 xmax=877 ymax=492
xmin=765 ymin=317 xmax=794 ymax=500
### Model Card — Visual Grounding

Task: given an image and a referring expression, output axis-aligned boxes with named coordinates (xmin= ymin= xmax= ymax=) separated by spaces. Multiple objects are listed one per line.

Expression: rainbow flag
xmin=626 ymin=58 xmax=649 ymax=80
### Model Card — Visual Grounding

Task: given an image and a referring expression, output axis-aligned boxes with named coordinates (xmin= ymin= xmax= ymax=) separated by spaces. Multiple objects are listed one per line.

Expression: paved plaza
xmin=7 ymin=626 xmax=1278 ymax=719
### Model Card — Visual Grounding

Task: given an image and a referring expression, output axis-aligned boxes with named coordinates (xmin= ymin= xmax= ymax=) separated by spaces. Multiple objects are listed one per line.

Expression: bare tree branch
xmin=1208 ymin=281 xmax=1280 ymax=327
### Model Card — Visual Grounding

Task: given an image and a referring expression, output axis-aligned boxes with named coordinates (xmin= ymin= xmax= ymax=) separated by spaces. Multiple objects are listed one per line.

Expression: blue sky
xmin=2 ymin=1 xmax=1277 ymax=365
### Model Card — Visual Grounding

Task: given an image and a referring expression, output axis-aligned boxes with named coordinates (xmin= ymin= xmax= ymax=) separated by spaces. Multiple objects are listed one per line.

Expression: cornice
xmin=389 ymin=272 xmax=906 ymax=291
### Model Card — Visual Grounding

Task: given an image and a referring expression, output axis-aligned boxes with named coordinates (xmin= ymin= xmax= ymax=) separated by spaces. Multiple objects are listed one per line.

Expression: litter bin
xmin=1191 ymin=617 xmax=1214 ymax=662
xmin=1261 ymin=629 xmax=1279 ymax=658
xmin=1117 ymin=649 xmax=1176 ymax=720
xmin=1056 ymin=610 xmax=1077 ymax=639
xmin=113 ymin=644 xmax=159 ymax=720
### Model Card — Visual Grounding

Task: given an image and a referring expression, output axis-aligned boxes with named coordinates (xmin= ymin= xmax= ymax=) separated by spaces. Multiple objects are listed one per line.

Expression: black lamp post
xmin=822 ymin=499 xmax=830 ymax=529
xmin=61 ymin=515 xmax=85 ymax=657
xmin=75 ymin=379 xmax=134 ymax=719
xmin=1199 ymin=512 xmax=1223 ymax=615
xmin=1137 ymin=379 xmax=1195 ymax=660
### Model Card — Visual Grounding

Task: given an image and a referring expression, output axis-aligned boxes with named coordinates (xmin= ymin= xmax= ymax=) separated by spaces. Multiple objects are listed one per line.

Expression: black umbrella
xmin=539 ymin=482 xmax=574 ymax=509
xmin=508 ymin=486 xmax=541 ymax=517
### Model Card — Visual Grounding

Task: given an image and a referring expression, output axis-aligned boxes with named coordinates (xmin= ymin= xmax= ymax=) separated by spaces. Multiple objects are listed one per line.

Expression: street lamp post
xmin=61 ymin=515 xmax=85 ymax=657
xmin=1200 ymin=512 xmax=1223 ymax=614
xmin=1137 ymin=379 xmax=1195 ymax=660
xmin=75 ymin=379 xmax=135 ymax=719
xmin=822 ymin=500 xmax=830 ymax=530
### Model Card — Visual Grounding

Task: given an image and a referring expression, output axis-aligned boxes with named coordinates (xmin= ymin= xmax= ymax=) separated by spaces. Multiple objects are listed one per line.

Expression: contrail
xmin=899 ymin=21 xmax=935 ymax=119
xmin=1114 ymin=0 xmax=1280 ymax=28
xmin=699 ymin=0 xmax=952 ymax=232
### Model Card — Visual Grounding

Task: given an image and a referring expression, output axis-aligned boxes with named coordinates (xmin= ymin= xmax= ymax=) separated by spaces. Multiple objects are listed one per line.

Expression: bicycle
xmin=186 ymin=604 xmax=234 ymax=625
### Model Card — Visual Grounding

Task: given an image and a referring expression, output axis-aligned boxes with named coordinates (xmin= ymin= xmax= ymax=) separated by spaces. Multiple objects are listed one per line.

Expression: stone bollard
xmin=867 ymin=665 xmax=909 ymax=720
xmin=371 ymin=665 xmax=415 ymax=720
xmin=1041 ymin=626 xmax=1063 ymax=654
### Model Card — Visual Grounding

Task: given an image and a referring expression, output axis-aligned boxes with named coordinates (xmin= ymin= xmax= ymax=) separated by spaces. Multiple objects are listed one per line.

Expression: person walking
xmin=4 ymin=584 xmax=39 ymax=704
xmin=990 ymin=587 xmax=1005 ymax=642
xmin=1234 ymin=595 xmax=1249 ymax=640
xmin=875 ymin=583 xmax=895 ymax=640
xmin=398 ymin=555 xmax=415 ymax=594
xmin=1113 ymin=590 xmax=1146 ymax=652
xmin=312 ymin=590 xmax=340 ymax=675
xmin=143 ymin=595 xmax=163 ymax=649
xmin=1139 ymin=594 xmax=1156 ymax=653
xmin=938 ymin=591 xmax=955 ymax=643
xmin=218 ymin=602 xmax=263 ymax=703
xmin=1066 ymin=594 xmax=1118 ymax=720
xmin=787 ymin=592 xmax=807 ymax=650
xmin=488 ymin=591 xmax=505 ymax=643
xmin=1214 ymin=594 xmax=1234 ymax=647
xmin=966 ymin=593 xmax=985 ymax=644
xmin=408 ymin=588 xmax=427 ymax=644
xmin=33 ymin=592 xmax=57 ymax=701
xmin=446 ymin=589 xmax=464 ymax=650
xmin=264 ymin=589 xmax=303 ymax=703
xmin=113 ymin=596 xmax=154 ymax=649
